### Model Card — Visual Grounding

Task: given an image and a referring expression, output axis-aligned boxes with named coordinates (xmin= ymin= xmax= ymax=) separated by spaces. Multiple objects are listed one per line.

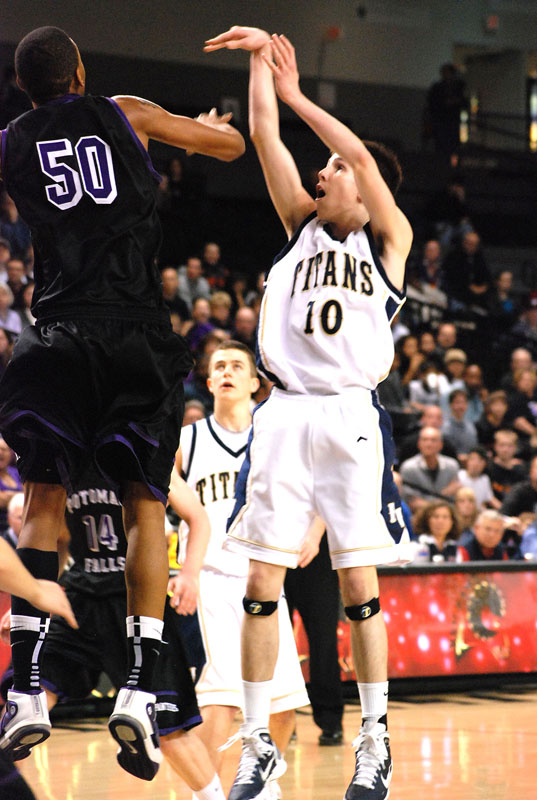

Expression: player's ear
xmin=207 ymin=375 xmax=214 ymax=393
xmin=251 ymin=376 xmax=260 ymax=395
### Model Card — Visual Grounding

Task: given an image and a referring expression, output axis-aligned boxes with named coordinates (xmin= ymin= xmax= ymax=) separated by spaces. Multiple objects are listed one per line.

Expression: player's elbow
xmin=219 ymin=132 xmax=246 ymax=162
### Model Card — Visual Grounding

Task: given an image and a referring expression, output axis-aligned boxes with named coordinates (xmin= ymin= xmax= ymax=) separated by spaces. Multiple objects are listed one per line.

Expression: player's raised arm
xmin=113 ymin=95 xmax=245 ymax=162
xmin=205 ymin=26 xmax=315 ymax=237
xmin=267 ymin=34 xmax=412 ymax=284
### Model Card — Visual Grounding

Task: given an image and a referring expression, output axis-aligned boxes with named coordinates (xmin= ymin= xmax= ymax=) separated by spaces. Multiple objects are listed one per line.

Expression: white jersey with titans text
xmin=257 ymin=213 xmax=406 ymax=394
xmin=180 ymin=415 xmax=249 ymax=577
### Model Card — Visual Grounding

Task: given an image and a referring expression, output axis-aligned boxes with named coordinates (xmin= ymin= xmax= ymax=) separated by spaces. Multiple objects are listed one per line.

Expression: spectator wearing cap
xmin=442 ymin=388 xmax=477 ymax=465
xmin=440 ymin=348 xmax=467 ymax=407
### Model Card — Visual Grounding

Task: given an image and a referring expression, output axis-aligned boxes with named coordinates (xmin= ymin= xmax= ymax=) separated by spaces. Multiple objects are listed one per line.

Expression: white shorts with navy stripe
xmin=226 ymin=387 xmax=412 ymax=570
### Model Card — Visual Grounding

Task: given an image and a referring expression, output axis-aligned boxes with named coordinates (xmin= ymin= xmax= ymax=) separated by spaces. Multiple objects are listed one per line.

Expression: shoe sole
xmin=0 ymin=724 xmax=50 ymax=760
xmin=108 ymin=715 xmax=161 ymax=781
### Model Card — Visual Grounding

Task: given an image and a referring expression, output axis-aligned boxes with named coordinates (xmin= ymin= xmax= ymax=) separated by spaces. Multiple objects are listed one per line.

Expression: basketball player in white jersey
xmin=204 ymin=27 xmax=413 ymax=800
xmin=168 ymin=340 xmax=309 ymax=792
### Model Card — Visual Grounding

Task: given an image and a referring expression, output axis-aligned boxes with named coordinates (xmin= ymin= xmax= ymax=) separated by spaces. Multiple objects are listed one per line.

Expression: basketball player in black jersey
xmin=0 ymin=26 xmax=244 ymax=782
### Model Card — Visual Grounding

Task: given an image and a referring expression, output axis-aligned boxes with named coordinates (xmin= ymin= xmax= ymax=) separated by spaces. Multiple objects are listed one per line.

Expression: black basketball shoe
xmin=228 ymin=726 xmax=287 ymax=800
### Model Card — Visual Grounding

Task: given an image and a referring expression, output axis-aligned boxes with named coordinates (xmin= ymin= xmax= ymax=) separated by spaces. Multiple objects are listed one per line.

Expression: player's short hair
xmin=362 ymin=140 xmax=403 ymax=196
xmin=210 ymin=339 xmax=257 ymax=378
xmin=15 ymin=27 xmax=79 ymax=104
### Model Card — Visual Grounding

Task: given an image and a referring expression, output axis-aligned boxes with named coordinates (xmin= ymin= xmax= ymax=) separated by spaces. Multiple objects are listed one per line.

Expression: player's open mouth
xmin=222 ymin=382 xmax=234 ymax=388
xmin=316 ymin=185 xmax=325 ymax=199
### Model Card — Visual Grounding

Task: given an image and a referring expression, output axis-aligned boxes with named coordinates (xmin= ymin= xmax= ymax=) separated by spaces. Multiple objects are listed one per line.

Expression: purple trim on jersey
xmin=0 ymin=129 xmax=6 ymax=175
xmin=97 ymin=433 xmax=168 ymax=505
xmin=363 ymin=222 xmax=406 ymax=301
xmin=158 ymin=714 xmax=202 ymax=736
xmin=106 ymin=98 xmax=162 ymax=183
xmin=128 ymin=421 xmax=159 ymax=448
xmin=0 ymin=765 xmax=20 ymax=787
xmin=40 ymin=678 xmax=68 ymax=702
xmin=42 ymin=93 xmax=84 ymax=106
xmin=2 ymin=410 xmax=86 ymax=448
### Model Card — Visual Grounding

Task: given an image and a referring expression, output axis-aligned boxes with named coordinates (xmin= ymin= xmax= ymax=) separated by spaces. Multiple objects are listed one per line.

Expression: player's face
xmin=315 ymin=154 xmax=360 ymax=220
xmin=207 ymin=348 xmax=259 ymax=402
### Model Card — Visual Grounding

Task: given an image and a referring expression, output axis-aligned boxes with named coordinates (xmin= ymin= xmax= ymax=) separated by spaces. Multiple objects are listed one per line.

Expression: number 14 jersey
xmin=257 ymin=213 xmax=406 ymax=395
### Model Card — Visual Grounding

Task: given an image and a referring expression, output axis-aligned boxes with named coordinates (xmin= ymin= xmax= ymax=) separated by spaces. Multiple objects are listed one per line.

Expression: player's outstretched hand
xmin=31 ymin=580 xmax=78 ymax=629
xmin=196 ymin=107 xmax=233 ymax=131
xmin=264 ymin=34 xmax=302 ymax=106
xmin=204 ymin=26 xmax=270 ymax=53
xmin=168 ymin=573 xmax=198 ymax=616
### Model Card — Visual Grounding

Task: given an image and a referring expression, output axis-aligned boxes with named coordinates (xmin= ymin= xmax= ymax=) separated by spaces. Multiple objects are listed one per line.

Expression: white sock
xmin=243 ymin=679 xmax=272 ymax=731
xmin=126 ymin=615 xmax=164 ymax=639
xmin=194 ymin=772 xmax=225 ymax=799
xmin=358 ymin=681 xmax=388 ymax=722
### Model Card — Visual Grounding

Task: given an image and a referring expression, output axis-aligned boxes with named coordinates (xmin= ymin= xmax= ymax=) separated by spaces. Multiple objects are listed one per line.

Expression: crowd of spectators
xmin=0 ymin=127 xmax=536 ymax=564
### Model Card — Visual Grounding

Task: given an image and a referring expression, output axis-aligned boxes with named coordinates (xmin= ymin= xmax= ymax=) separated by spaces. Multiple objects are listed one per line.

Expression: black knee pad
xmin=345 ymin=597 xmax=381 ymax=621
xmin=243 ymin=597 xmax=278 ymax=616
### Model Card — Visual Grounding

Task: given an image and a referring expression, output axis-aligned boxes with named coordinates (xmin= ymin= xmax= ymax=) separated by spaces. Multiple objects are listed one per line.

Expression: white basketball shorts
xmin=226 ymin=387 xmax=411 ymax=570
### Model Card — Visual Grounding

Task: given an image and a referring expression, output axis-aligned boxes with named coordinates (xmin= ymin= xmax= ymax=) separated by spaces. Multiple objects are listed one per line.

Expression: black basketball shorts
xmin=0 ymin=318 xmax=193 ymax=502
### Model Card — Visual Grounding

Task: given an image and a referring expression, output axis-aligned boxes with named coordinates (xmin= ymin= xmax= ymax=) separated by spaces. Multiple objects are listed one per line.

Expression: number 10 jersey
xmin=257 ymin=212 xmax=406 ymax=395
xmin=0 ymin=94 xmax=167 ymax=324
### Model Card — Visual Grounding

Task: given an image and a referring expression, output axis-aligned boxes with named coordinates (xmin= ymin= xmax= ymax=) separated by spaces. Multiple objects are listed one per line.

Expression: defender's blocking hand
xmin=204 ymin=26 xmax=271 ymax=53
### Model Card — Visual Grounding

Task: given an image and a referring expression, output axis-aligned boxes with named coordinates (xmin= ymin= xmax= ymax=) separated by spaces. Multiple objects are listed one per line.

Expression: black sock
xmin=362 ymin=714 xmax=388 ymax=729
xmin=10 ymin=548 xmax=58 ymax=693
xmin=125 ymin=615 xmax=163 ymax=692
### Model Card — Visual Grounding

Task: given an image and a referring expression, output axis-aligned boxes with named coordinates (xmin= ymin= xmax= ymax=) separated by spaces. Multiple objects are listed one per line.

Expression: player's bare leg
xmin=160 ymin=730 xmax=225 ymax=798
xmin=196 ymin=705 xmax=237 ymax=772
xmin=339 ymin=565 xmax=392 ymax=800
xmin=228 ymin=560 xmax=287 ymax=800
xmin=108 ymin=481 xmax=169 ymax=781
xmin=0 ymin=483 xmax=66 ymax=760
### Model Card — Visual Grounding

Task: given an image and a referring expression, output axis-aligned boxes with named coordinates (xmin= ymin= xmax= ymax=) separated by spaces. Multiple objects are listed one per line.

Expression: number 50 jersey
xmin=0 ymin=94 xmax=166 ymax=324
xmin=257 ymin=213 xmax=406 ymax=395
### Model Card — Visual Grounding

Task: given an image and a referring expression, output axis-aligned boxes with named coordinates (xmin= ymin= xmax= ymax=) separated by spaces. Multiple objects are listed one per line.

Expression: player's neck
xmin=213 ymin=401 xmax=252 ymax=432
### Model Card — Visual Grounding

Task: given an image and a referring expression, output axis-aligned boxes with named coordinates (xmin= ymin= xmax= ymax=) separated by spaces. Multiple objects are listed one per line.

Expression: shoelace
xmin=219 ymin=730 xmax=275 ymax=786
xmin=351 ymin=730 xmax=387 ymax=789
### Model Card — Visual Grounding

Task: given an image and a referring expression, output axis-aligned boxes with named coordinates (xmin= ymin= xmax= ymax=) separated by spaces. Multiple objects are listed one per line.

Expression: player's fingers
xmin=204 ymin=29 xmax=238 ymax=45
xmin=271 ymin=34 xmax=292 ymax=66
xmin=270 ymin=34 xmax=285 ymax=62
xmin=279 ymin=34 xmax=295 ymax=55
xmin=261 ymin=53 xmax=278 ymax=75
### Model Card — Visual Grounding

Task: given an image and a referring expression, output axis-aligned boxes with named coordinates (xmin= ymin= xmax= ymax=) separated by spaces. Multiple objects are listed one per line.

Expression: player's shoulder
xmin=272 ymin=211 xmax=318 ymax=267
